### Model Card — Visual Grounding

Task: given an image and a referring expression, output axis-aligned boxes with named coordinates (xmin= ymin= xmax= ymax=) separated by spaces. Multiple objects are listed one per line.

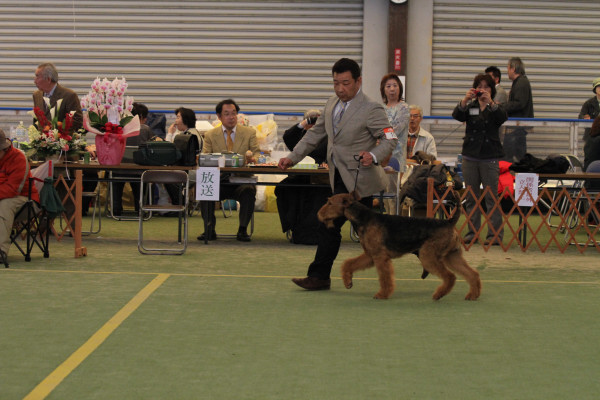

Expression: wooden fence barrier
xmin=425 ymin=179 xmax=600 ymax=253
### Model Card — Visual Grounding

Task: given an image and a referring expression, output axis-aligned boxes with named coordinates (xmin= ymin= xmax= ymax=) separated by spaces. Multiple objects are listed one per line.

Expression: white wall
xmin=362 ymin=0 xmax=389 ymax=102
xmin=362 ymin=0 xmax=434 ymax=113
xmin=406 ymin=0 xmax=433 ymax=115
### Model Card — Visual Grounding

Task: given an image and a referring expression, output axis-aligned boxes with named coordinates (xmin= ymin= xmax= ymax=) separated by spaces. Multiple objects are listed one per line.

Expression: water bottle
xmin=258 ymin=152 xmax=266 ymax=164
xmin=8 ymin=126 xmax=17 ymax=145
xmin=456 ymin=154 xmax=463 ymax=180
xmin=15 ymin=121 xmax=28 ymax=146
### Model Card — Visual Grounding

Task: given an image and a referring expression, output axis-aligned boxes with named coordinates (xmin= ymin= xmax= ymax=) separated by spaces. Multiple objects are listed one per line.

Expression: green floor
xmin=2 ymin=212 xmax=600 ymax=399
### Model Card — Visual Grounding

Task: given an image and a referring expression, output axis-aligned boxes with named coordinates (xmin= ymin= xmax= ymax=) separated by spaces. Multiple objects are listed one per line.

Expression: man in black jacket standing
xmin=504 ymin=57 xmax=534 ymax=162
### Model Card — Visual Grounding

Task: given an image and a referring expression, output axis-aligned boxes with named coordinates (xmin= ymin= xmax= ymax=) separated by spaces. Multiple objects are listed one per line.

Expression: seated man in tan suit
xmin=198 ymin=99 xmax=261 ymax=242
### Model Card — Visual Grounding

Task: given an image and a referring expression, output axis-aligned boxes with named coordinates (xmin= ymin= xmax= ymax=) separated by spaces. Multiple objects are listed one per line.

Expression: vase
xmin=48 ymin=154 xmax=64 ymax=163
xmin=95 ymin=134 xmax=126 ymax=165
xmin=66 ymin=151 xmax=81 ymax=162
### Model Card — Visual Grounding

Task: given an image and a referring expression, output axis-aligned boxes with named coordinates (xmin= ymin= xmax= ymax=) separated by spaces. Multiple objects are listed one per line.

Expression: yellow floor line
xmin=23 ymin=273 xmax=170 ymax=400
xmin=4 ymin=268 xmax=600 ymax=286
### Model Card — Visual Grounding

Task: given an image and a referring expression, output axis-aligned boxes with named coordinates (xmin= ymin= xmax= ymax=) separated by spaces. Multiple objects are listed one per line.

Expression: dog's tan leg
xmin=373 ymin=257 xmax=395 ymax=299
xmin=340 ymin=253 xmax=373 ymax=289
xmin=419 ymin=248 xmax=456 ymax=300
xmin=444 ymin=249 xmax=481 ymax=300
xmin=431 ymin=268 xmax=456 ymax=300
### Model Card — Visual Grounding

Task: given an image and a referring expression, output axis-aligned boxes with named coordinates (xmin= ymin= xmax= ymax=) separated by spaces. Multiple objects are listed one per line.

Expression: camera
xmin=306 ymin=116 xmax=317 ymax=125
xmin=475 ymin=90 xmax=483 ymax=97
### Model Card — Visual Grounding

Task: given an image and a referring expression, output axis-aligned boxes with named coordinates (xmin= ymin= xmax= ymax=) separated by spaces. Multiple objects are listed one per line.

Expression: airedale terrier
xmin=318 ymin=192 xmax=481 ymax=300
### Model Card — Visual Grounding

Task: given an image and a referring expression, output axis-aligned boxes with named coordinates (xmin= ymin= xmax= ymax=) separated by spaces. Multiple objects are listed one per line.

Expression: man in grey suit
xmin=278 ymin=58 xmax=397 ymax=291
xmin=33 ymin=62 xmax=83 ymax=132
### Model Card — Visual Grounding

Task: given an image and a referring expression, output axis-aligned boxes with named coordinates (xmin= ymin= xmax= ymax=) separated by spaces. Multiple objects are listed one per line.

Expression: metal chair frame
xmin=138 ymin=170 xmax=189 ymax=255
xmin=9 ymin=178 xmax=50 ymax=265
xmin=539 ymin=154 xmax=585 ymax=230
xmin=106 ymin=171 xmax=152 ymax=221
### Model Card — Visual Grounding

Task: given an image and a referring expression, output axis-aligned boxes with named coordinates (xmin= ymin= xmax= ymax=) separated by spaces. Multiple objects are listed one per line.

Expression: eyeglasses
xmin=221 ymin=112 xmax=237 ymax=118
xmin=409 ymin=114 xmax=422 ymax=119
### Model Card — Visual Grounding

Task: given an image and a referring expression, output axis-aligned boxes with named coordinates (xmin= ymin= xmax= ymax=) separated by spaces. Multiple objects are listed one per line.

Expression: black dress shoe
xmin=292 ymin=276 xmax=331 ymax=291
xmin=197 ymin=231 xmax=217 ymax=241
xmin=236 ymin=231 xmax=251 ymax=242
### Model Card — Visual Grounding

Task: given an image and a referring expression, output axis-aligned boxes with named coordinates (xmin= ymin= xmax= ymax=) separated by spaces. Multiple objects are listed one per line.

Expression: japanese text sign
xmin=196 ymin=167 xmax=220 ymax=201
xmin=515 ymin=173 xmax=538 ymax=207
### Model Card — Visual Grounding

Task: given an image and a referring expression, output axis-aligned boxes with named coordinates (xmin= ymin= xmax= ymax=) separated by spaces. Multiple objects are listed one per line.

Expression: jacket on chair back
xmin=0 ymin=145 xmax=40 ymax=203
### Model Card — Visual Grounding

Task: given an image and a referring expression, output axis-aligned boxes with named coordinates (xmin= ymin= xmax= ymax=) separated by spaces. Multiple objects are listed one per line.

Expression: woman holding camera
xmin=380 ymin=73 xmax=409 ymax=172
xmin=452 ymin=73 xmax=507 ymax=246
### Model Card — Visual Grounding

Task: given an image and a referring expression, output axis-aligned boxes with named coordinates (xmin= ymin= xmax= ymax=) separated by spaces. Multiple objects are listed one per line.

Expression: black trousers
xmin=307 ymin=169 xmax=372 ymax=280
xmin=200 ymin=182 xmax=256 ymax=232
xmin=503 ymin=127 xmax=528 ymax=163
xmin=111 ymin=172 xmax=142 ymax=214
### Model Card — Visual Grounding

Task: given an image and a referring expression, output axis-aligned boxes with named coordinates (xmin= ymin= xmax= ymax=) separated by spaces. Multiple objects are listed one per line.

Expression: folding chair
xmin=138 ymin=170 xmax=189 ymax=255
xmin=9 ymin=177 xmax=51 ymax=264
xmin=562 ymin=160 xmax=600 ymax=244
xmin=107 ymin=171 xmax=152 ymax=221
xmin=539 ymin=154 xmax=585 ymax=230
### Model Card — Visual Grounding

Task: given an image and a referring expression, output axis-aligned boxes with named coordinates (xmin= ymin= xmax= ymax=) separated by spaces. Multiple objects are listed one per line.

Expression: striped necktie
xmin=333 ymin=102 xmax=346 ymax=135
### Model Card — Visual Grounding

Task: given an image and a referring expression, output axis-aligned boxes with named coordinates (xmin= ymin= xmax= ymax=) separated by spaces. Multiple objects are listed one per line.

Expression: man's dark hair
xmin=174 ymin=107 xmax=197 ymax=129
xmin=131 ymin=102 xmax=149 ymax=119
xmin=485 ymin=66 xmax=502 ymax=83
xmin=472 ymin=73 xmax=497 ymax=100
xmin=332 ymin=58 xmax=361 ymax=80
xmin=216 ymin=99 xmax=240 ymax=115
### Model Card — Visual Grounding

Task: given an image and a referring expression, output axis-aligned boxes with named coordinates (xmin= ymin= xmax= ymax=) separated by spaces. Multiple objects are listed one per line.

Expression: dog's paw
xmin=342 ymin=276 xmax=353 ymax=289
xmin=373 ymin=292 xmax=390 ymax=300
xmin=464 ymin=292 xmax=480 ymax=301
xmin=432 ymin=291 xmax=445 ymax=301
xmin=341 ymin=271 xmax=353 ymax=289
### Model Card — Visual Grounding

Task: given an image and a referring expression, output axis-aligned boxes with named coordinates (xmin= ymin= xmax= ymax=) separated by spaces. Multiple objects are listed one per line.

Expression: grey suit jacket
xmin=202 ymin=124 xmax=260 ymax=164
xmin=287 ymin=90 xmax=396 ymax=198
xmin=32 ymin=84 xmax=83 ymax=132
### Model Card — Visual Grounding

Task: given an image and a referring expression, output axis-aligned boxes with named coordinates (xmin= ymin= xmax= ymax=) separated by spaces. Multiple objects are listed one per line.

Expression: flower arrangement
xmin=81 ymin=77 xmax=140 ymax=165
xmin=22 ymin=98 xmax=88 ymax=160
xmin=81 ymin=77 xmax=135 ymax=129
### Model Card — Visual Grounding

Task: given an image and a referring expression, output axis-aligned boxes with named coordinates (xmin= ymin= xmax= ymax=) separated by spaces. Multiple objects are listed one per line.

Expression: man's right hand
xmin=278 ymin=157 xmax=293 ymax=170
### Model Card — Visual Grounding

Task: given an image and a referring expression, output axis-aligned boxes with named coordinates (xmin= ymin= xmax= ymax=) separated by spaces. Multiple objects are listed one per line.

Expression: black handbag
xmin=133 ymin=141 xmax=182 ymax=166
xmin=173 ymin=133 xmax=200 ymax=166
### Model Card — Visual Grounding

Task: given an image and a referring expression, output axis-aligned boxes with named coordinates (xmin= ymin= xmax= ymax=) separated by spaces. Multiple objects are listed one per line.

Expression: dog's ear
xmin=349 ymin=191 xmax=361 ymax=202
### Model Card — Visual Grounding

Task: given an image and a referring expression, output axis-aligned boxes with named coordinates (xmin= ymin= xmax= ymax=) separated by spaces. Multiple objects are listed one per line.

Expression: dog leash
xmin=352 ymin=154 xmax=363 ymax=192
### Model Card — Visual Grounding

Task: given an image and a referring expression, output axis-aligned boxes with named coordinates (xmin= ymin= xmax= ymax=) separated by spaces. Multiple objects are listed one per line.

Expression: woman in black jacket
xmin=452 ymin=73 xmax=508 ymax=246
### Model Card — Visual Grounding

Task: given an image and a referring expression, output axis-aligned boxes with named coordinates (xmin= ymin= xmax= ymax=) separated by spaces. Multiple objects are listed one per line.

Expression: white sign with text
xmin=196 ymin=167 xmax=220 ymax=201
xmin=515 ymin=173 xmax=538 ymax=207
